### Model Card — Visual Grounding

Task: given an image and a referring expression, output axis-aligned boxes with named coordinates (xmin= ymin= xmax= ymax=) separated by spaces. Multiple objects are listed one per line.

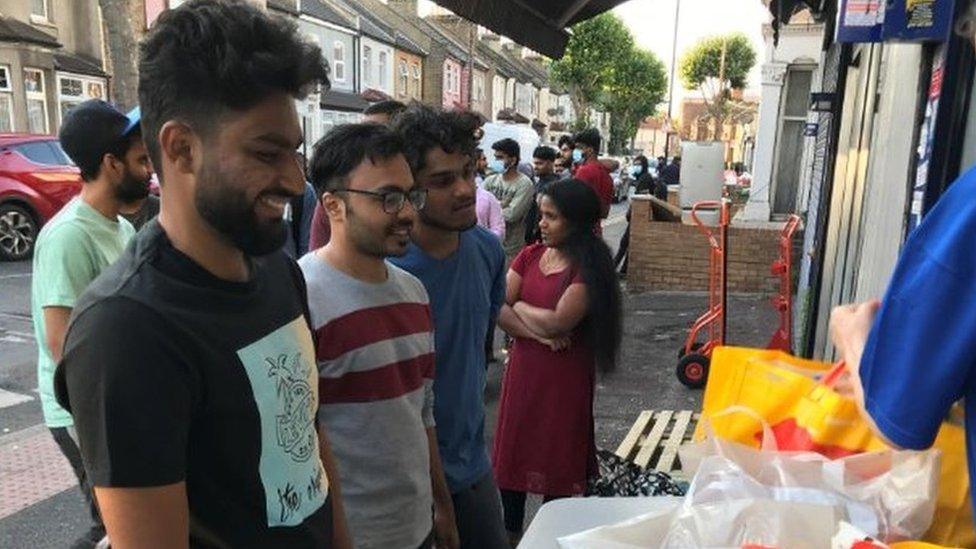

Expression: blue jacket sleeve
xmin=859 ymin=171 xmax=976 ymax=450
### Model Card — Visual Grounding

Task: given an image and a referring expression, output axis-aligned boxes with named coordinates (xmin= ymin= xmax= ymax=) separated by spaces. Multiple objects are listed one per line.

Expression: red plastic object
xmin=766 ymin=215 xmax=801 ymax=352
xmin=681 ymin=200 xmax=730 ymax=360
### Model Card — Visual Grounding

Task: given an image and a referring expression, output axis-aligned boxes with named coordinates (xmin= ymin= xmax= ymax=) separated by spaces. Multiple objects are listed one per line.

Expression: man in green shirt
xmin=30 ymin=99 xmax=151 ymax=549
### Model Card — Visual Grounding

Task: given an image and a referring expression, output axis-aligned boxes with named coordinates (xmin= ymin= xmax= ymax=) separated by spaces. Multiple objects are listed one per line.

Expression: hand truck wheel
xmin=676 ymin=353 xmax=710 ymax=389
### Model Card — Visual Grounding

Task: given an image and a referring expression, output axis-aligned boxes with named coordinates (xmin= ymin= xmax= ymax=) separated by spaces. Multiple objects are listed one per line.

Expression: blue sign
xmin=837 ymin=0 xmax=886 ymax=43
xmin=883 ymin=0 xmax=956 ymax=42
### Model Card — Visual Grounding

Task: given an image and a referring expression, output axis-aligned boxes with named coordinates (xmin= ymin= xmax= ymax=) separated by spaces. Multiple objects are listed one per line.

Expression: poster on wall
xmin=909 ymin=43 xmax=946 ymax=233
xmin=883 ymin=0 xmax=956 ymax=41
xmin=837 ymin=0 xmax=886 ymax=43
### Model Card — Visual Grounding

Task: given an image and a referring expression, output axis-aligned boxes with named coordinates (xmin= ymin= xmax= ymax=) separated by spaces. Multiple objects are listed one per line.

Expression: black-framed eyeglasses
xmin=334 ymin=188 xmax=428 ymax=214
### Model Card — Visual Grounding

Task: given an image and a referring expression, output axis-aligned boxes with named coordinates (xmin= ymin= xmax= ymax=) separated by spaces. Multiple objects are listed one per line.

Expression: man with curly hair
xmin=390 ymin=105 xmax=509 ymax=548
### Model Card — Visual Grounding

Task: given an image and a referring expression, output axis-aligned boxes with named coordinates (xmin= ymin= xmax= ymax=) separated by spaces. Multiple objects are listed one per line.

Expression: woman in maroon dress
xmin=493 ymin=179 xmax=623 ymax=543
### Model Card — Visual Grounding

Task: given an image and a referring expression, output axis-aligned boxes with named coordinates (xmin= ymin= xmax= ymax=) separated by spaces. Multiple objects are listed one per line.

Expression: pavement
xmin=0 ymin=199 xmax=780 ymax=546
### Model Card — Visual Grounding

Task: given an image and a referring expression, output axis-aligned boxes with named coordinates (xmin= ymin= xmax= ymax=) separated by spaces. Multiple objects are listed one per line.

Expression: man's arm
xmin=489 ymin=197 xmax=506 ymax=240
xmin=42 ymin=306 xmax=71 ymax=363
xmin=829 ymin=300 xmax=900 ymax=449
xmin=427 ymin=428 xmax=459 ymax=549
xmin=318 ymin=426 xmax=351 ymax=548
xmin=501 ymin=180 xmax=534 ymax=224
xmin=512 ymin=283 xmax=589 ymax=338
xmin=94 ymin=483 xmax=189 ymax=549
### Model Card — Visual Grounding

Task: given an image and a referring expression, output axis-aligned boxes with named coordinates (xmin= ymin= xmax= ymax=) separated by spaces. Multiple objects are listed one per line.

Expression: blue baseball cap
xmin=58 ymin=99 xmax=142 ymax=172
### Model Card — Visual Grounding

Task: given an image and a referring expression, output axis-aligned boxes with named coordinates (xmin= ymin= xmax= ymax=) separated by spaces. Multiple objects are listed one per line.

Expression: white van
xmin=479 ymin=122 xmax=542 ymax=161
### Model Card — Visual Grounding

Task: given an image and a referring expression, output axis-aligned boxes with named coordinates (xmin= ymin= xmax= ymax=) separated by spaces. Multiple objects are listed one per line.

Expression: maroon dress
xmin=492 ymin=243 xmax=597 ymax=496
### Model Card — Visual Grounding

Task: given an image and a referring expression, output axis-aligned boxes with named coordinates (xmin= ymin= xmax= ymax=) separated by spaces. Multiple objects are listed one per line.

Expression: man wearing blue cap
xmin=30 ymin=98 xmax=152 ymax=548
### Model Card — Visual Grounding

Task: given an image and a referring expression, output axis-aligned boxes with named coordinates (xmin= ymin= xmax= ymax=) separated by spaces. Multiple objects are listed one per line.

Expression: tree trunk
xmin=99 ymin=0 xmax=141 ymax=110
xmin=569 ymin=87 xmax=590 ymax=131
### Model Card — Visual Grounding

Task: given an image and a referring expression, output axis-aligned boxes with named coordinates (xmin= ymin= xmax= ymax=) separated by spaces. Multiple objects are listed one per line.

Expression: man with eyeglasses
xmin=300 ymin=123 xmax=458 ymax=549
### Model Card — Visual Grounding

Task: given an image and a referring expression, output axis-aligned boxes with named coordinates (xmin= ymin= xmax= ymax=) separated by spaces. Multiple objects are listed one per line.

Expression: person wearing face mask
xmin=572 ymin=129 xmax=614 ymax=220
xmin=483 ymin=138 xmax=535 ymax=262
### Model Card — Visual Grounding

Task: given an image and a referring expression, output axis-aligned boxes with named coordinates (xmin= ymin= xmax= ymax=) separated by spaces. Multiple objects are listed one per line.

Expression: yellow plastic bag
xmin=696 ymin=346 xmax=973 ymax=547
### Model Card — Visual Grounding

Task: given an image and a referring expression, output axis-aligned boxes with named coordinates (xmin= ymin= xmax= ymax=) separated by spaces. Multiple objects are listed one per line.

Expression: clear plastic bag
xmin=559 ymin=426 xmax=940 ymax=548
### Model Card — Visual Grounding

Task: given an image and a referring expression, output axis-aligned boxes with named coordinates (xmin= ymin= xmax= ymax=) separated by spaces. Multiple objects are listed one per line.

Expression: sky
xmin=613 ymin=0 xmax=770 ymax=114
xmin=418 ymin=0 xmax=771 ymax=115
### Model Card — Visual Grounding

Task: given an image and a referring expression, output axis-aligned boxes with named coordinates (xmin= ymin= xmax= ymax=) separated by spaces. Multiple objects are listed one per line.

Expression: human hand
xmin=829 ymin=300 xmax=880 ymax=369
xmin=538 ymin=335 xmax=571 ymax=351
xmin=433 ymin=500 xmax=459 ymax=549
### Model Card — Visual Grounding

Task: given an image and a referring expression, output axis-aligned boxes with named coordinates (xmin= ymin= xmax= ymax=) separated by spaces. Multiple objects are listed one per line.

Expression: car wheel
xmin=0 ymin=204 xmax=39 ymax=261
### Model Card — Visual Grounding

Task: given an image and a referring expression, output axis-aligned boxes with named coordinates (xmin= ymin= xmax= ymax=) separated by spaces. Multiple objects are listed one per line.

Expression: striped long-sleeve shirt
xmin=299 ymin=253 xmax=435 ymax=549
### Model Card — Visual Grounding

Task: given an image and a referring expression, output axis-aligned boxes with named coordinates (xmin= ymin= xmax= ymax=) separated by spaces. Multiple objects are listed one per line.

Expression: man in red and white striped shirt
xmin=299 ymin=124 xmax=458 ymax=549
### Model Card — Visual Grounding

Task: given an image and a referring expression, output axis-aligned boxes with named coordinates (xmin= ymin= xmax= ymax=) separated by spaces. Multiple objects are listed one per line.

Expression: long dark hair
xmin=544 ymin=180 xmax=623 ymax=373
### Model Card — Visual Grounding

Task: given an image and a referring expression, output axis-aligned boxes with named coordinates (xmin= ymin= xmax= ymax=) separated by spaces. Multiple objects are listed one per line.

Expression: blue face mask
xmin=487 ymin=158 xmax=506 ymax=174
xmin=572 ymin=149 xmax=583 ymax=163
xmin=630 ymin=165 xmax=642 ymax=177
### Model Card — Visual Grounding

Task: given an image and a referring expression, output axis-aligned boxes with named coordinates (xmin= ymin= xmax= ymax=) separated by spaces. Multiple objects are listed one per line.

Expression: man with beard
xmin=30 ymin=98 xmax=150 ymax=549
xmin=390 ymin=105 xmax=509 ymax=548
xmin=300 ymin=123 xmax=457 ymax=549
xmin=53 ymin=1 xmax=348 ymax=547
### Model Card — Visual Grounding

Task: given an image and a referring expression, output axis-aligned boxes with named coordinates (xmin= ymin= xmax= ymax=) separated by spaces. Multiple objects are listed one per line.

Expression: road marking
xmin=0 ymin=334 xmax=31 ymax=345
xmin=0 ymin=388 xmax=33 ymax=409
xmin=0 ymin=273 xmax=31 ymax=280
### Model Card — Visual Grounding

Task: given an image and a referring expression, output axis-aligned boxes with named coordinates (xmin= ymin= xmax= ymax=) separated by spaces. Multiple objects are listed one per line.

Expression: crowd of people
xmin=30 ymin=1 xmax=623 ymax=548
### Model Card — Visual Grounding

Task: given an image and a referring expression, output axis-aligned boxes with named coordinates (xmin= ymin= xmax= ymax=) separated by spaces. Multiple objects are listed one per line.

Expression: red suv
xmin=0 ymin=134 xmax=82 ymax=261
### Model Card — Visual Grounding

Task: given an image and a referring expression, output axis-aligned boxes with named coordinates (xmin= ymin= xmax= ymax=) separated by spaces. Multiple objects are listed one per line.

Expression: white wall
xmin=360 ymin=36 xmax=395 ymax=95
xmin=739 ymin=24 xmax=824 ymax=221
xmin=851 ymin=43 xmax=924 ymax=302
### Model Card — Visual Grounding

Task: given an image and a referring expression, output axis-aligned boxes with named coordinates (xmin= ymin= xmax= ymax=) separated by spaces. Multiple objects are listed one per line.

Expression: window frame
xmin=362 ymin=45 xmax=372 ymax=87
xmin=30 ymin=0 xmax=50 ymax=23
xmin=0 ymin=65 xmax=12 ymax=132
xmin=23 ymin=68 xmax=49 ymax=134
xmin=378 ymin=50 xmax=389 ymax=90
xmin=333 ymin=41 xmax=346 ymax=83
xmin=56 ymin=73 xmax=106 ymax=125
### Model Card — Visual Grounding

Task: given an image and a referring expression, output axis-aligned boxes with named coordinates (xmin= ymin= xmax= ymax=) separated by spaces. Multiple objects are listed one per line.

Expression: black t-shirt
xmin=55 ymin=221 xmax=333 ymax=548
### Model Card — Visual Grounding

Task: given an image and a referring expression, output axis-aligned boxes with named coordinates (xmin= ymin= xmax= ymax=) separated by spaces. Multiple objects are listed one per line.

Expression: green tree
xmin=604 ymin=49 xmax=668 ymax=155
xmin=550 ymin=13 xmax=633 ymax=130
xmin=679 ymin=33 xmax=757 ymax=139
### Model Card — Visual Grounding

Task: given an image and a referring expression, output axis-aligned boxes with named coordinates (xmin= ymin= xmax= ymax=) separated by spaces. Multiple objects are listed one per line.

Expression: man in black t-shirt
xmin=54 ymin=1 xmax=348 ymax=546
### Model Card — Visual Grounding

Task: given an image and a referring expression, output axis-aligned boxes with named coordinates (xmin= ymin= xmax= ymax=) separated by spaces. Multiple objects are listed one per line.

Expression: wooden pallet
xmin=614 ymin=410 xmax=701 ymax=475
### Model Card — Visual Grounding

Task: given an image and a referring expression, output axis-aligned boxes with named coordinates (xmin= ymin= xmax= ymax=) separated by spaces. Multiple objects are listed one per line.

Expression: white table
xmin=518 ymin=496 xmax=683 ymax=549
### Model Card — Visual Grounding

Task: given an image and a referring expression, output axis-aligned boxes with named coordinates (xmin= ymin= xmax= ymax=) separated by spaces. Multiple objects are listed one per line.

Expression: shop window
xmin=0 ymin=66 xmax=12 ymax=132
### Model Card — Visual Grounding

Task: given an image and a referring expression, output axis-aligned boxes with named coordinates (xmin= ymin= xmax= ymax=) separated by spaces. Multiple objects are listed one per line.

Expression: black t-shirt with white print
xmin=55 ymin=221 xmax=333 ymax=548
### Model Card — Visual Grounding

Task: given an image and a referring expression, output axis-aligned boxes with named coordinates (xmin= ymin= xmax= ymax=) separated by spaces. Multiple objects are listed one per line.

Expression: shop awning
xmin=425 ymin=0 xmax=631 ymax=59
xmin=321 ymin=89 xmax=370 ymax=112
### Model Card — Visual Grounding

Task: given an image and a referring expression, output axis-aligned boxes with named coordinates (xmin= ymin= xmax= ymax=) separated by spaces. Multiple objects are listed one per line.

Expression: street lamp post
xmin=664 ymin=0 xmax=681 ymax=160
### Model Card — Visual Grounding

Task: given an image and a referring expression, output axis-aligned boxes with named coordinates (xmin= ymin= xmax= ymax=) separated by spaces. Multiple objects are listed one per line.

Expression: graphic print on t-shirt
xmin=236 ymin=316 xmax=329 ymax=527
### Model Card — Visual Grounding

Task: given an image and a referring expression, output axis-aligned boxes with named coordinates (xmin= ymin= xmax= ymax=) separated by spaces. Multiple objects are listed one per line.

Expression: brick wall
xmin=627 ymin=198 xmax=790 ymax=295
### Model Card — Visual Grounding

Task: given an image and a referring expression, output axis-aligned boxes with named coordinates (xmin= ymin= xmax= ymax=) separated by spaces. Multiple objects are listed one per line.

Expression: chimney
xmin=388 ymin=0 xmax=419 ymax=17
xmin=426 ymin=13 xmax=476 ymax=40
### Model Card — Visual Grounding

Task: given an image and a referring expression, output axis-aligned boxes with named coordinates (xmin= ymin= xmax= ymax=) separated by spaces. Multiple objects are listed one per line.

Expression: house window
xmin=378 ymin=51 xmax=388 ymax=90
xmin=24 ymin=69 xmax=48 ymax=134
xmin=398 ymin=60 xmax=408 ymax=96
xmin=333 ymin=42 xmax=346 ymax=83
xmin=772 ymin=66 xmax=814 ymax=215
xmin=362 ymin=45 xmax=372 ymax=87
xmin=31 ymin=0 xmax=49 ymax=22
xmin=0 ymin=66 xmax=12 ymax=132
xmin=411 ymin=63 xmax=421 ymax=97
xmin=474 ymin=73 xmax=485 ymax=102
xmin=57 ymin=74 xmax=106 ymax=123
